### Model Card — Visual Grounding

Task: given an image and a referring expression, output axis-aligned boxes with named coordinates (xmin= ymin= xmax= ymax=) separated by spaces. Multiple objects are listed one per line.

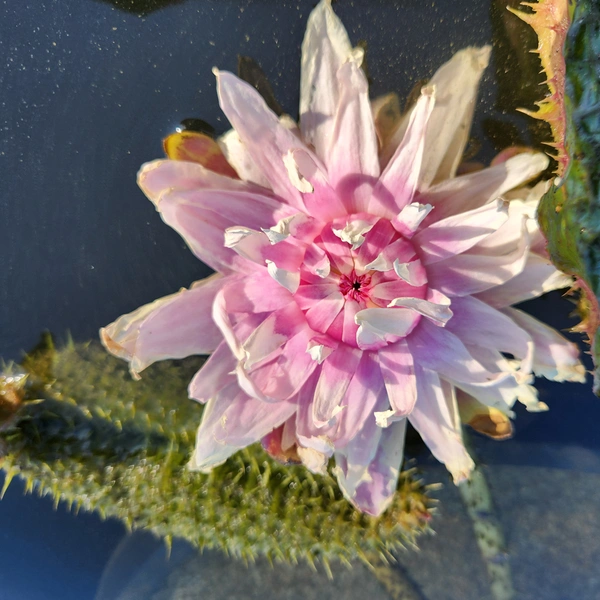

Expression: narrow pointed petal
xmin=188 ymin=341 xmax=236 ymax=404
xmin=188 ymin=384 xmax=243 ymax=472
xmin=189 ymin=385 xmax=296 ymax=472
xmin=334 ymin=351 xmax=384 ymax=447
xmin=100 ymin=274 xmax=225 ymax=377
xmin=327 ymin=59 xmax=380 ymax=192
xmin=413 ymin=199 xmax=509 ymax=265
xmin=407 ymin=319 xmax=509 ymax=386
xmin=300 ymin=0 xmax=353 ymax=158
xmin=138 ymin=161 xmax=292 ymax=273
xmin=426 ymin=220 xmax=529 ymax=296
xmin=446 ymin=296 xmax=534 ymax=380
xmin=418 ymin=151 xmax=549 ymax=222
xmin=503 ymin=308 xmax=587 ymax=383
xmin=313 ymin=345 xmax=362 ymax=426
xmin=138 ymin=159 xmax=281 ymax=210
xmin=378 ymin=340 xmax=417 ymax=416
xmin=215 ymin=70 xmax=313 ymax=210
xmin=417 ymin=46 xmax=491 ymax=188
xmin=335 ymin=408 xmax=407 ymax=516
xmin=372 ymin=88 xmax=435 ymax=216
xmin=409 ymin=368 xmax=474 ymax=482
xmin=474 ymin=253 xmax=573 ymax=308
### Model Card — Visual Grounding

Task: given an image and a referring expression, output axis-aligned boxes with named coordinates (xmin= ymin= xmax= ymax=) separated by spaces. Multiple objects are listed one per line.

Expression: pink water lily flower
xmin=101 ymin=0 xmax=585 ymax=515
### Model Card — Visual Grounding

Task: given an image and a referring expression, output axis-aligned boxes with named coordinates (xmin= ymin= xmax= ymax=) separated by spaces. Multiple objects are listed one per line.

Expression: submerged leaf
xmin=0 ymin=338 xmax=434 ymax=565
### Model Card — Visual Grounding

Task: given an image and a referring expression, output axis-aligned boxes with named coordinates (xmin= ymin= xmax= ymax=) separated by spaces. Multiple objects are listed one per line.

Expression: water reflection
xmin=97 ymin=0 xmax=185 ymax=16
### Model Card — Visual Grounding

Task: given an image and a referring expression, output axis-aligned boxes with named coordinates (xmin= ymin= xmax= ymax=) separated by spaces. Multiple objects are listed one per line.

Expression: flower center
xmin=339 ymin=271 xmax=372 ymax=303
xmin=292 ymin=214 xmax=430 ymax=349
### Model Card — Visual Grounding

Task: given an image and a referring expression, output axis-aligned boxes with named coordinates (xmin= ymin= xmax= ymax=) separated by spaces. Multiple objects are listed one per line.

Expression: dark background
xmin=1 ymin=1 xmax=598 ymax=598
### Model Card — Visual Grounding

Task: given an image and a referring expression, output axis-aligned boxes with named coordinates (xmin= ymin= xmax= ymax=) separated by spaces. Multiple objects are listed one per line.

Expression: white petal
xmin=418 ymin=46 xmax=492 ymax=187
xmin=300 ymin=0 xmax=354 ymax=158
xmin=218 ymin=128 xmax=271 ymax=188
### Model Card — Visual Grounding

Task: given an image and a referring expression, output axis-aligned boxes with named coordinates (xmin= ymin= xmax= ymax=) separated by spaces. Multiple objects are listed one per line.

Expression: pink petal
xmin=312 ymin=344 xmax=362 ymax=426
xmin=304 ymin=289 xmax=345 ymax=334
xmin=244 ymin=328 xmax=320 ymax=401
xmin=189 ymin=384 xmax=296 ymax=472
xmin=238 ymin=271 xmax=294 ymax=313
xmin=300 ymin=0 xmax=353 ymax=159
xmin=242 ymin=304 xmax=305 ymax=369
xmin=503 ymin=308 xmax=586 ymax=383
xmin=335 ymin=400 xmax=407 ymax=516
xmin=138 ymin=159 xmax=282 ymax=210
xmin=355 ymin=219 xmax=402 ymax=267
xmin=188 ymin=341 xmax=236 ymax=404
xmin=215 ymin=70 xmax=314 ymax=211
xmin=318 ymin=225 xmax=354 ymax=274
xmin=378 ymin=340 xmax=417 ymax=416
xmin=426 ymin=220 xmax=529 ymax=296
xmin=408 ymin=368 xmax=474 ymax=483
xmin=474 ymin=253 xmax=573 ymax=308
xmin=407 ymin=319 xmax=509 ymax=386
xmin=286 ymin=148 xmax=347 ymax=221
xmin=327 ymin=59 xmax=380 ymax=196
xmin=445 ymin=296 xmax=534 ymax=379
xmin=413 ymin=199 xmax=509 ymax=265
xmin=417 ymin=151 xmax=549 ymax=223
xmin=141 ymin=163 xmax=292 ymax=272
xmin=100 ymin=274 xmax=225 ymax=378
xmin=371 ymin=88 xmax=435 ymax=216
xmin=334 ymin=351 xmax=384 ymax=447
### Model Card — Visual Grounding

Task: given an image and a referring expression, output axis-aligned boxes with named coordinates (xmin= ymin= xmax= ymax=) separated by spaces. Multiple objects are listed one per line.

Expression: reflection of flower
xmin=101 ymin=0 xmax=585 ymax=515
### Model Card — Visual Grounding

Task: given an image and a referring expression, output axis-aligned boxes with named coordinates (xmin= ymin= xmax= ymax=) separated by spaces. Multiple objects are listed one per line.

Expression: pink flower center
xmin=338 ymin=271 xmax=372 ymax=303
xmin=295 ymin=214 xmax=429 ymax=349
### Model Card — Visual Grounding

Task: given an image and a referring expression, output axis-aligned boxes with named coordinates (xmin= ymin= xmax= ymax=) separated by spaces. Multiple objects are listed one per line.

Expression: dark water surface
xmin=2 ymin=0 xmax=599 ymax=598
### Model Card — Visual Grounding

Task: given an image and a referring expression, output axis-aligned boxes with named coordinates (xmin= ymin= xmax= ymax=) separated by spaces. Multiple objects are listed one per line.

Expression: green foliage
xmin=0 ymin=335 xmax=433 ymax=567
xmin=538 ymin=0 xmax=600 ymax=393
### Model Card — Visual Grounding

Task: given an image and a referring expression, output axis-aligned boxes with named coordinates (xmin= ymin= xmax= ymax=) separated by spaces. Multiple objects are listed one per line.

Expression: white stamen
xmin=306 ymin=341 xmax=333 ymax=364
xmin=392 ymin=259 xmax=427 ymax=286
xmin=374 ymin=409 xmax=404 ymax=428
xmin=266 ymin=259 xmax=300 ymax=294
xmin=224 ymin=226 xmax=254 ymax=248
xmin=387 ymin=297 xmax=453 ymax=326
xmin=393 ymin=202 xmax=433 ymax=237
xmin=332 ymin=219 xmax=374 ymax=250
xmin=283 ymin=150 xmax=314 ymax=193
xmin=364 ymin=253 xmax=393 ymax=272
xmin=262 ymin=214 xmax=304 ymax=245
